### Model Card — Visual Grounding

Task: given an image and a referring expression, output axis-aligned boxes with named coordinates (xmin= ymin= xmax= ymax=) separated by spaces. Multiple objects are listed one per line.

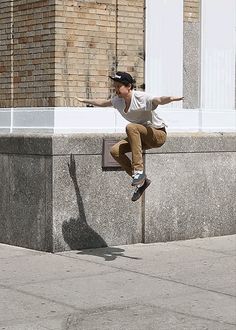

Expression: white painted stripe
xmin=145 ymin=0 xmax=183 ymax=109
xmin=201 ymin=0 xmax=236 ymax=109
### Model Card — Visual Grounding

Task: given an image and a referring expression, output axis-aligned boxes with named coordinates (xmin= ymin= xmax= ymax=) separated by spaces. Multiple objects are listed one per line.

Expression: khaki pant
xmin=110 ymin=123 xmax=167 ymax=177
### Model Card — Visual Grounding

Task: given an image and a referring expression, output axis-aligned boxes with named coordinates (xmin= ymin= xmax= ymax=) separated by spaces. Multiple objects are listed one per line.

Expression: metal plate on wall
xmin=102 ymin=139 xmax=120 ymax=168
xmin=102 ymin=138 xmax=132 ymax=168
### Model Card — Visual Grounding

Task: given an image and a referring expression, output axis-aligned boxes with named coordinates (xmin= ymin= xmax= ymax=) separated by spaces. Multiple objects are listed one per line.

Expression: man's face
xmin=113 ymin=81 xmax=131 ymax=97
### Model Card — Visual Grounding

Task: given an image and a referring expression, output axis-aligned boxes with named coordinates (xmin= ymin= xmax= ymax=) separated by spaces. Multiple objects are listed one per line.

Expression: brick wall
xmin=54 ymin=0 xmax=116 ymax=106
xmin=0 ymin=0 xmax=144 ymax=108
xmin=13 ymin=0 xmax=55 ymax=107
xmin=117 ymin=1 xmax=144 ymax=90
xmin=0 ymin=0 xmax=12 ymax=107
xmin=0 ymin=0 xmax=55 ymax=107
xmin=54 ymin=0 xmax=145 ymax=107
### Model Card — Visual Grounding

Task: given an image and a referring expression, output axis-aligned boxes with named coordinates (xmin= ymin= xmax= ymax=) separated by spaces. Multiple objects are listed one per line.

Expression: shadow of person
xmin=62 ymin=154 xmax=107 ymax=250
xmin=77 ymin=246 xmax=142 ymax=262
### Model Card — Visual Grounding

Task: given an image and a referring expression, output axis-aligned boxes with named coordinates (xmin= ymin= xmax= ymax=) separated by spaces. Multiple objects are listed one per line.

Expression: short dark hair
xmin=121 ymin=80 xmax=135 ymax=90
xmin=109 ymin=71 xmax=136 ymax=89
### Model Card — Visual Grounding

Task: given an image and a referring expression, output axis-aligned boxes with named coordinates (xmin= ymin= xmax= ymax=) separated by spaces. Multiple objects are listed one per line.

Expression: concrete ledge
xmin=0 ymin=133 xmax=235 ymax=252
xmin=1 ymin=132 xmax=235 ymax=155
xmin=0 ymin=134 xmax=53 ymax=155
xmin=146 ymin=132 xmax=236 ymax=153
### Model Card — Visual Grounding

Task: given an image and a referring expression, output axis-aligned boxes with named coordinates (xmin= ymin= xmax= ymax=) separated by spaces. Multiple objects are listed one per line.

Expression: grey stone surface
xmin=0 ymin=133 xmax=125 ymax=155
xmin=0 ymin=128 xmax=10 ymax=133
xmin=0 ymin=134 xmax=52 ymax=155
xmin=0 ymin=133 xmax=235 ymax=252
xmin=183 ymin=22 xmax=201 ymax=109
xmin=0 ymin=155 xmax=10 ymax=242
xmin=12 ymin=128 xmax=54 ymax=134
xmin=0 ymin=235 xmax=235 ymax=329
xmin=0 ymin=155 xmax=52 ymax=251
xmin=146 ymin=133 xmax=236 ymax=154
xmin=0 ymin=133 xmax=235 ymax=156
xmin=44 ymin=156 xmax=53 ymax=252
xmin=145 ymin=152 xmax=236 ymax=243
xmin=52 ymin=154 xmax=142 ymax=251
xmin=52 ymin=133 xmax=126 ymax=155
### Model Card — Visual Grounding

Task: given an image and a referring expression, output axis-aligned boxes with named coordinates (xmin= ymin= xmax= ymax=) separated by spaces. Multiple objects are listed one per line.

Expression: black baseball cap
xmin=109 ymin=71 xmax=135 ymax=84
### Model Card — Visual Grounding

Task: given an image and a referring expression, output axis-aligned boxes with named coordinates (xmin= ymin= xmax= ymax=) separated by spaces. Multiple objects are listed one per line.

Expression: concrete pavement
xmin=0 ymin=235 xmax=236 ymax=330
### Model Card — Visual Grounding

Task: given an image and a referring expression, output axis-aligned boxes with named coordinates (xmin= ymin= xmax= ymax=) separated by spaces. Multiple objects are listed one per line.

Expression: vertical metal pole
xmin=142 ymin=0 xmax=146 ymax=244
xmin=115 ymin=0 xmax=118 ymax=71
xmin=199 ymin=0 xmax=203 ymax=132
xmin=10 ymin=0 xmax=14 ymax=133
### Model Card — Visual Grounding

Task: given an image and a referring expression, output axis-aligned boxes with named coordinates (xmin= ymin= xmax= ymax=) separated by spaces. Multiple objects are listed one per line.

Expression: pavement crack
xmin=0 ymin=283 xmax=82 ymax=312
xmin=55 ymin=253 xmax=236 ymax=299
xmin=0 ymin=269 xmax=119 ymax=287
xmin=142 ymin=302 xmax=236 ymax=327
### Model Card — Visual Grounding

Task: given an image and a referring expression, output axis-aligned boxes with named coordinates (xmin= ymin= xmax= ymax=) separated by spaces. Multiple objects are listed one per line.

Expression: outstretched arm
xmin=152 ymin=96 xmax=184 ymax=107
xmin=75 ymin=97 xmax=112 ymax=107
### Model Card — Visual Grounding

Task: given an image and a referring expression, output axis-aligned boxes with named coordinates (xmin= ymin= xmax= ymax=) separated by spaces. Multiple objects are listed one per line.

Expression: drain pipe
xmin=10 ymin=0 xmax=14 ymax=132
xmin=115 ymin=0 xmax=118 ymax=71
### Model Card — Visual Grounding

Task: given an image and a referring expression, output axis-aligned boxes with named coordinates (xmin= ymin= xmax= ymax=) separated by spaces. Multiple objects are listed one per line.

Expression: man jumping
xmin=77 ymin=71 xmax=183 ymax=201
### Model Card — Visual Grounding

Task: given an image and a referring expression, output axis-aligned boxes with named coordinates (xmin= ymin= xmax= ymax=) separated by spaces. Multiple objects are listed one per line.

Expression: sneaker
xmin=132 ymin=171 xmax=146 ymax=186
xmin=131 ymin=178 xmax=151 ymax=202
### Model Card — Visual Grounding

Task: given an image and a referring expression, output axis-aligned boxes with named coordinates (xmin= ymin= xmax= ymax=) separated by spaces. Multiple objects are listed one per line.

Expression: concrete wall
xmin=0 ymin=133 xmax=235 ymax=252
xmin=145 ymin=134 xmax=236 ymax=242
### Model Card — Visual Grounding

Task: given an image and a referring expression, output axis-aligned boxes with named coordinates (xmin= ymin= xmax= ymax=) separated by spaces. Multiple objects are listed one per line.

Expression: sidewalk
xmin=0 ymin=235 xmax=235 ymax=330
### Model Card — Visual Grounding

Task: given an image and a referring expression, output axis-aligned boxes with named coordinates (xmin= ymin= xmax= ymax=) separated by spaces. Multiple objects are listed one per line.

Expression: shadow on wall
xmin=62 ymin=154 xmax=107 ymax=250
xmin=62 ymin=154 xmax=142 ymax=262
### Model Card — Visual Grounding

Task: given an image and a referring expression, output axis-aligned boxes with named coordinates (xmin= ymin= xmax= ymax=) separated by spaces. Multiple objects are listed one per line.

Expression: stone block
xmin=53 ymin=154 xmax=142 ymax=251
xmin=0 ymin=134 xmax=52 ymax=155
xmin=0 ymin=133 xmax=235 ymax=252
xmin=0 ymin=134 xmax=142 ymax=252
xmin=145 ymin=151 xmax=236 ymax=242
xmin=146 ymin=133 xmax=236 ymax=154
xmin=0 ymin=154 xmax=53 ymax=251
xmin=0 ymin=155 xmax=10 ymax=241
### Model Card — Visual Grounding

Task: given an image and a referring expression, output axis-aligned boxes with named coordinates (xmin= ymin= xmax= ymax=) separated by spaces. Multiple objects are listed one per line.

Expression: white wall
xmin=145 ymin=0 xmax=236 ymax=132
xmin=145 ymin=0 xmax=183 ymax=108
xmin=201 ymin=0 xmax=236 ymax=110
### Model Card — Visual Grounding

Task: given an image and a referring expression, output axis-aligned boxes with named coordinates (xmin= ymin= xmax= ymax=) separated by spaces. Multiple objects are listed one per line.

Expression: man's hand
xmin=74 ymin=98 xmax=112 ymax=107
xmin=170 ymin=96 xmax=184 ymax=102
